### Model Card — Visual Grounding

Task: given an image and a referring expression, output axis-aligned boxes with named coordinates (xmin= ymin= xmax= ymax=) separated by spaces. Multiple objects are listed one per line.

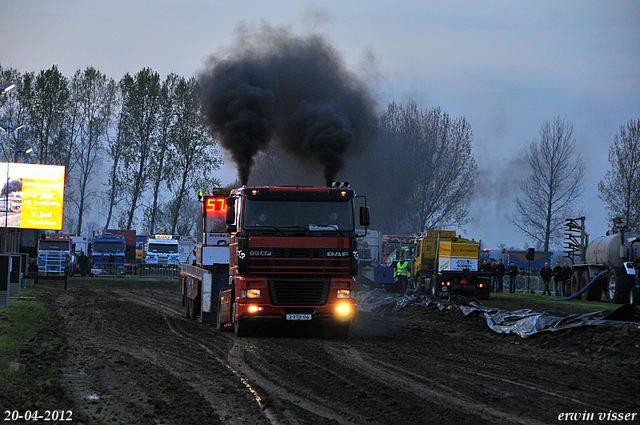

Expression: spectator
xmin=553 ymin=262 xmax=563 ymax=296
xmin=64 ymin=254 xmax=71 ymax=276
xmin=480 ymin=258 xmax=492 ymax=272
xmin=508 ymin=262 xmax=519 ymax=293
xmin=490 ymin=259 xmax=499 ymax=292
xmin=495 ymin=258 xmax=506 ymax=292
xmin=108 ymin=253 xmax=115 ymax=273
xmin=69 ymin=254 xmax=77 ymax=276
xmin=540 ymin=262 xmax=553 ymax=296
xmin=79 ymin=252 xmax=90 ymax=277
xmin=29 ymin=256 xmax=38 ymax=276
xmin=561 ymin=262 xmax=572 ymax=296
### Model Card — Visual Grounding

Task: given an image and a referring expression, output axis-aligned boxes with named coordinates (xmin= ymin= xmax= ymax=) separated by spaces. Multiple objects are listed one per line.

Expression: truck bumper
xmin=232 ymin=275 xmax=357 ymax=323
xmin=234 ymin=300 xmax=356 ymax=323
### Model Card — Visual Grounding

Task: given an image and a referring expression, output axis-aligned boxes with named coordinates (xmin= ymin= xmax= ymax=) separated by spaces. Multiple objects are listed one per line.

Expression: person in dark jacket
xmin=489 ymin=260 xmax=499 ymax=292
xmin=552 ymin=262 xmax=563 ymax=296
xmin=480 ymin=258 xmax=491 ymax=271
xmin=79 ymin=252 xmax=90 ymax=277
xmin=508 ymin=262 xmax=519 ymax=293
xmin=494 ymin=258 xmax=506 ymax=292
xmin=561 ymin=262 xmax=572 ymax=296
xmin=540 ymin=262 xmax=553 ymax=295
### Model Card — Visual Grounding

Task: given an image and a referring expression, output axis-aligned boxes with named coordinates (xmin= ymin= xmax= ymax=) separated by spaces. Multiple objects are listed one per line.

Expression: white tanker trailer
xmin=569 ymin=219 xmax=640 ymax=304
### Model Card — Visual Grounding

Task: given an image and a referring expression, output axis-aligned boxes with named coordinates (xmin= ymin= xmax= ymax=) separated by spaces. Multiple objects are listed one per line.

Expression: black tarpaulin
xmin=357 ymin=290 xmax=640 ymax=338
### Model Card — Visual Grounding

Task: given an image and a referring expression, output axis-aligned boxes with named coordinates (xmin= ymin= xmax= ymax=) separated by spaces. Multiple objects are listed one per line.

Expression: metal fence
xmin=499 ymin=275 xmax=556 ymax=294
xmin=85 ymin=263 xmax=180 ymax=279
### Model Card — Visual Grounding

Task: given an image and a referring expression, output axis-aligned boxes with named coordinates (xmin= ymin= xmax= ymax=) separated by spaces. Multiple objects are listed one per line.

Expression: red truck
xmin=180 ymin=184 xmax=370 ymax=339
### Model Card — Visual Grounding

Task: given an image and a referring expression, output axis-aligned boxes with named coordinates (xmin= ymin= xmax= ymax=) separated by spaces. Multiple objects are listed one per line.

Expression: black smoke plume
xmin=198 ymin=23 xmax=377 ymax=186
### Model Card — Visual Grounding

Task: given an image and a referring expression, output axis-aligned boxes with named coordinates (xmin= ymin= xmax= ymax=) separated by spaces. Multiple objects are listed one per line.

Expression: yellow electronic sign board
xmin=1 ymin=163 xmax=66 ymax=230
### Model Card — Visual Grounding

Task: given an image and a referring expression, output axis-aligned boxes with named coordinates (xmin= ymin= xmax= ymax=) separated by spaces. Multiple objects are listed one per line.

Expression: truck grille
xmin=249 ymin=248 xmax=350 ymax=274
xmin=268 ymin=278 xmax=330 ymax=305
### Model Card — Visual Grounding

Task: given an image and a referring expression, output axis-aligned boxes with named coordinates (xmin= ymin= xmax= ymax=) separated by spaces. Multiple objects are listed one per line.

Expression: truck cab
xmin=37 ymin=236 xmax=71 ymax=275
xmin=143 ymin=235 xmax=180 ymax=268
xmin=218 ymin=184 xmax=369 ymax=337
xmin=91 ymin=233 xmax=126 ymax=273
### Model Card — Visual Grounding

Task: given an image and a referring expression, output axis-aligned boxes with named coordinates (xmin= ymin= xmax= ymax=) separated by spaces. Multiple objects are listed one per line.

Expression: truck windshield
xmin=39 ymin=241 xmax=70 ymax=250
xmin=148 ymin=243 xmax=178 ymax=253
xmin=93 ymin=241 xmax=125 ymax=252
xmin=243 ymin=199 xmax=354 ymax=233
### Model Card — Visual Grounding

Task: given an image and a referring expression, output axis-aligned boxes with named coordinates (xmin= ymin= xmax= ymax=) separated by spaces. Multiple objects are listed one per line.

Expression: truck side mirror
xmin=359 ymin=206 xmax=370 ymax=227
xmin=226 ymin=205 xmax=236 ymax=233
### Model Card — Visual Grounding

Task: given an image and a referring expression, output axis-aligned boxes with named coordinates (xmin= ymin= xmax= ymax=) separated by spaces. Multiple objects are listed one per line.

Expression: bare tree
xmin=118 ymin=68 xmax=162 ymax=230
xmin=165 ymin=76 xmax=221 ymax=234
xmin=507 ymin=117 xmax=586 ymax=260
xmin=597 ymin=119 xmax=640 ymax=232
xmin=66 ymin=67 xmax=116 ymax=235
xmin=366 ymin=101 xmax=477 ymax=234
xmin=409 ymin=107 xmax=477 ymax=232
xmin=103 ymin=90 xmax=126 ymax=230
xmin=145 ymin=73 xmax=176 ymax=235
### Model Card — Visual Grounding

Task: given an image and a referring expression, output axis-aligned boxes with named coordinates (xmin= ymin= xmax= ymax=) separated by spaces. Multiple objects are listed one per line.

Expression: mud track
xmin=52 ymin=281 xmax=639 ymax=424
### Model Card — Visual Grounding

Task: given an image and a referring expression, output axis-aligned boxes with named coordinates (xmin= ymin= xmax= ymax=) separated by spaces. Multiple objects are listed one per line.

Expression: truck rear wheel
xmin=430 ymin=280 xmax=438 ymax=298
xmin=570 ymin=271 xmax=582 ymax=296
xmin=183 ymin=291 xmax=191 ymax=319
xmin=188 ymin=295 xmax=199 ymax=320
xmin=581 ymin=271 xmax=602 ymax=301
xmin=607 ymin=267 xmax=630 ymax=304
xmin=476 ymin=278 xmax=491 ymax=300
xmin=215 ymin=294 xmax=224 ymax=331
xmin=629 ymin=286 xmax=640 ymax=306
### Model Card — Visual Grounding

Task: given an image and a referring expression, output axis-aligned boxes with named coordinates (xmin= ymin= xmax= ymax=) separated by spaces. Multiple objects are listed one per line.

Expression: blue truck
xmin=91 ymin=233 xmax=126 ymax=274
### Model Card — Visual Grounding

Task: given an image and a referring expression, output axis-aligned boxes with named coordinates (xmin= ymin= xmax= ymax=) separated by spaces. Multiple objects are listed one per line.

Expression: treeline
xmin=0 ymin=65 xmax=223 ymax=236
xmin=2 ymin=64 xmax=637 ymax=249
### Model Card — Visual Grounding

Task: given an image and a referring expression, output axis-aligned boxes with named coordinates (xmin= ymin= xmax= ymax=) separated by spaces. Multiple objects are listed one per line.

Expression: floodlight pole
xmin=0 ymin=83 xmax=13 ymax=254
xmin=2 ymin=130 xmax=7 ymax=253
xmin=0 ymin=83 xmax=15 ymax=95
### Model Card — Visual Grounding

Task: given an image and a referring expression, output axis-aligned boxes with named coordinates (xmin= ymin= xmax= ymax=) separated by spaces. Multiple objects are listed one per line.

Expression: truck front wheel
xmin=233 ymin=303 xmax=252 ymax=337
xmin=331 ymin=321 xmax=350 ymax=339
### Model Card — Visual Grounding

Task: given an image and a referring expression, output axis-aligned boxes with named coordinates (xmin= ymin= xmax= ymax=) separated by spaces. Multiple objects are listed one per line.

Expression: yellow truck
xmin=413 ymin=230 xmax=491 ymax=300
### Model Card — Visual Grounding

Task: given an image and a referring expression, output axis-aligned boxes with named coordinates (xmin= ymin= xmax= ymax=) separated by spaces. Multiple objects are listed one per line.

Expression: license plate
xmin=286 ymin=314 xmax=312 ymax=321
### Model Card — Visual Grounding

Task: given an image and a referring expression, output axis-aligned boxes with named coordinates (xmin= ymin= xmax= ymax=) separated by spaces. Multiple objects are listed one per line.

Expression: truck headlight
xmin=336 ymin=289 xmax=352 ymax=299
xmin=241 ymin=289 xmax=261 ymax=298
xmin=335 ymin=304 xmax=350 ymax=314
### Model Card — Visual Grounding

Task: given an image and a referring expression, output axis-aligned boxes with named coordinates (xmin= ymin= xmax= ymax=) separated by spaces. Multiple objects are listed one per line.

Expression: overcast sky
xmin=1 ymin=0 xmax=639 ymax=250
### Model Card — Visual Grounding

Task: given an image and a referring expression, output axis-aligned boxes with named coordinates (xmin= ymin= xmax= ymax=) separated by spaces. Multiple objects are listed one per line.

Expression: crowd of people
xmin=63 ymin=252 xmax=91 ymax=277
xmin=480 ymin=258 xmax=573 ymax=295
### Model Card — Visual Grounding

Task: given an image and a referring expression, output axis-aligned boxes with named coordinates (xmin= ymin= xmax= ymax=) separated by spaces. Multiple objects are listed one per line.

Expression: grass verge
xmin=0 ymin=283 xmax=76 ymax=414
